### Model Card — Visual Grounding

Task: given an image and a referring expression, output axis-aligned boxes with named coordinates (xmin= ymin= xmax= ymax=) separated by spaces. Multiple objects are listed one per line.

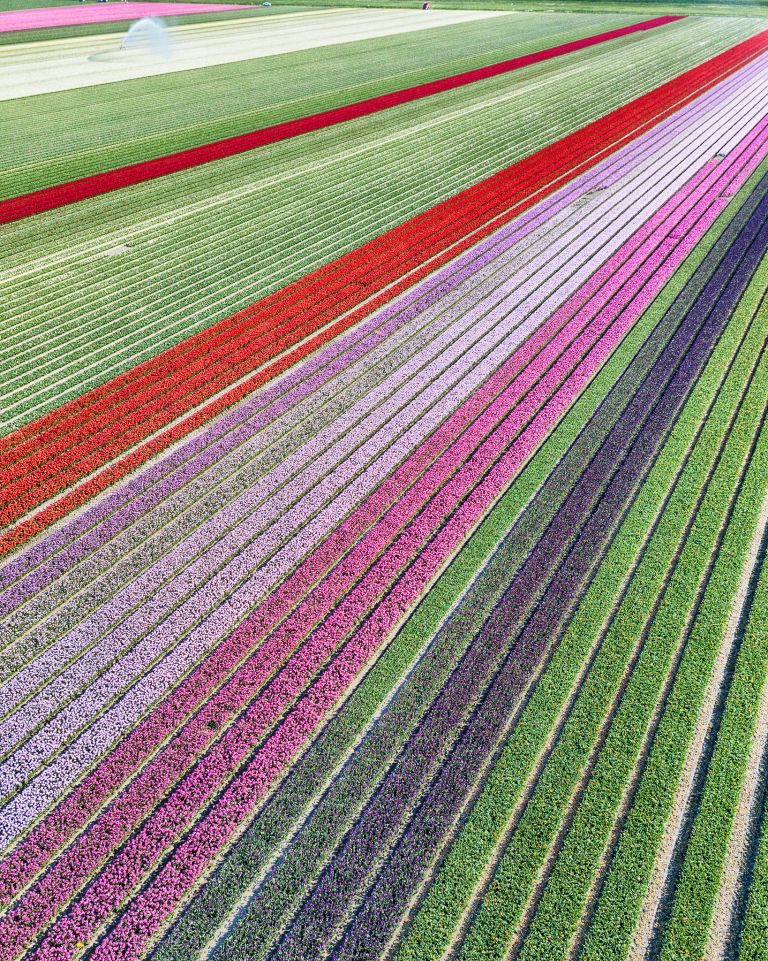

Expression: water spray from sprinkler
xmin=119 ymin=17 xmax=172 ymax=61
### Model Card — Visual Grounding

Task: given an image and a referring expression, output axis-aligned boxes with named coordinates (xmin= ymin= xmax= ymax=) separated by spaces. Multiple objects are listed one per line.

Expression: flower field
xmin=1 ymin=3 xmax=768 ymax=960
xmin=0 ymin=4 xmax=250 ymax=33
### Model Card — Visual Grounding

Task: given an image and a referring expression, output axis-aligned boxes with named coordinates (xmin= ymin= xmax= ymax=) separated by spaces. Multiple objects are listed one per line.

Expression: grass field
xmin=1 ymin=3 xmax=768 ymax=961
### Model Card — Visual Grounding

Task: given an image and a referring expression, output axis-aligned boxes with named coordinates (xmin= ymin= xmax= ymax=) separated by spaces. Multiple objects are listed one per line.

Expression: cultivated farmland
xmin=0 ymin=2 xmax=767 ymax=960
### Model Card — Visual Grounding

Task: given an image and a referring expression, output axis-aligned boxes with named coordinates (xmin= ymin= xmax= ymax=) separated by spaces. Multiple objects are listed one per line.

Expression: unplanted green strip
xmin=515 ymin=267 xmax=768 ymax=961
xmin=739 ymin=730 xmax=768 ymax=961
xmin=2 ymin=17 xmax=749 ymax=436
xmin=656 ymin=299 xmax=768 ymax=960
xmin=0 ymin=12 xmax=632 ymax=198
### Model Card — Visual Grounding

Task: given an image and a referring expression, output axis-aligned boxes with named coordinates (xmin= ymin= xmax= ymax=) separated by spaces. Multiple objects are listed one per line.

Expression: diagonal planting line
xmin=0 ymin=46 xmax=752 ymax=468
xmin=0 ymin=43 xmax=697 ymax=468
xmin=9 ymin=109 xmax=744 ymax=808
xmin=3 ymin=131 xmax=756 ymax=960
xmin=0 ymin=167 xmax=677 ymax=871
xmin=0 ymin=30 xmax=760 ymax=856
xmin=0 ymin=50 xmax=760 ymax=892
xmin=0 ymin=223 xmax=652 ymax=952
xmin=1 ymin=25 xmax=751 ymax=459
xmin=0 ymin=21 xmax=748 ymax=427
xmin=0 ymin=15 xmax=683 ymax=226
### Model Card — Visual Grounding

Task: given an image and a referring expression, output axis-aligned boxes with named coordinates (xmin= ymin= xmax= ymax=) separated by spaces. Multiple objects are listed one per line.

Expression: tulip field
xmin=1 ymin=3 xmax=768 ymax=960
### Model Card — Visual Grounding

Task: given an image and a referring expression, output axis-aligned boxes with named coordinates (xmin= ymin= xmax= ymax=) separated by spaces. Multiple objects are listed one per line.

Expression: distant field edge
xmin=265 ymin=1 xmax=768 ymax=20
xmin=0 ymin=13 xmax=682 ymax=225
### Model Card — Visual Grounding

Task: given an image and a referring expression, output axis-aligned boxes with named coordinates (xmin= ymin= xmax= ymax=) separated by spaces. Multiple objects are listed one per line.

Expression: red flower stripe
xmin=1 ymin=27 xmax=766 ymax=557
xmin=0 ymin=29 xmax=759 ymax=483
xmin=0 ymin=15 xmax=682 ymax=227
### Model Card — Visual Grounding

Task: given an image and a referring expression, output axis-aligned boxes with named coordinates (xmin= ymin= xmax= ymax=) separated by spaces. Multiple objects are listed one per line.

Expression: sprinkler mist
xmin=119 ymin=17 xmax=172 ymax=60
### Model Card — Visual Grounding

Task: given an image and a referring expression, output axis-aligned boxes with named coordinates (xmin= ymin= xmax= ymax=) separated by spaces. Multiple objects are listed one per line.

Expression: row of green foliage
xmin=0 ymin=12 xmax=633 ymax=194
xmin=579 ymin=256 xmax=768 ymax=961
xmin=519 ymin=259 xmax=768 ymax=961
xmin=656 ymin=266 xmax=768 ymax=961
xmin=737 ymin=561 xmax=768 ymax=961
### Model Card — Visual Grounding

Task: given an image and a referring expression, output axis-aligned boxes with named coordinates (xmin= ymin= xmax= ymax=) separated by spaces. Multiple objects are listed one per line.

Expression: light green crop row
xmin=515 ymin=259 xmax=768 ymax=961
xmin=656 ymin=286 xmax=768 ymax=961
xmin=2 ymin=16 xmax=752 ymax=435
xmin=738 ymin=621 xmax=768 ymax=961
xmin=454 ymin=259 xmax=768 ymax=961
